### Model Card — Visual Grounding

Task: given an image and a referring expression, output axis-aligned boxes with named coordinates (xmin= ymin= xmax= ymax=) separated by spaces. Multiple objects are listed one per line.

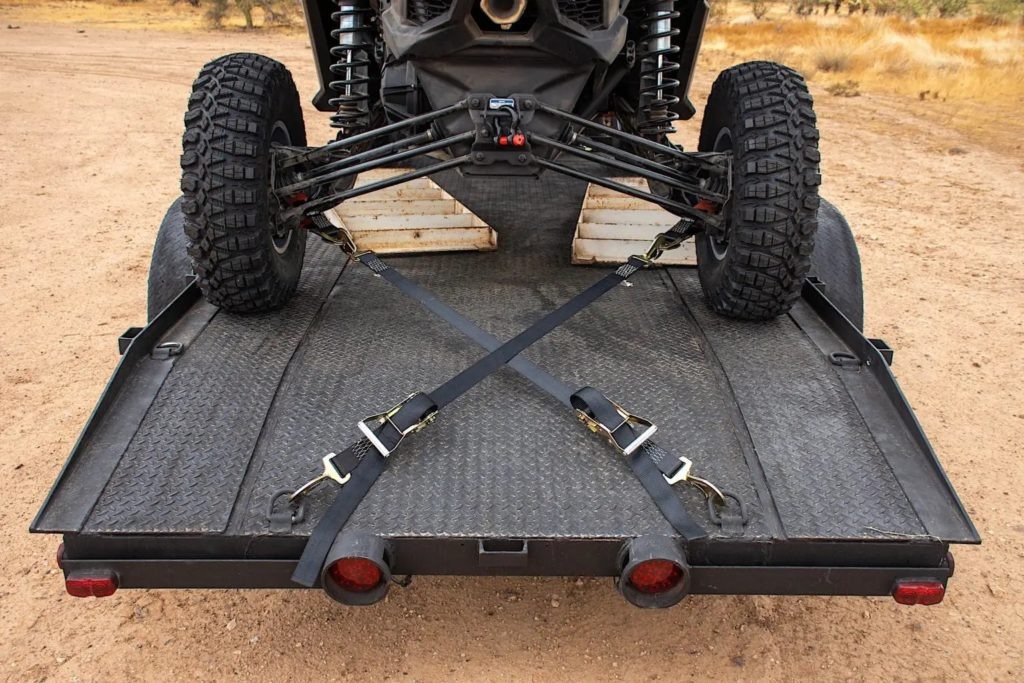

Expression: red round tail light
xmin=627 ymin=559 xmax=685 ymax=594
xmin=320 ymin=533 xmax=393 ymax=605
xmin=328 ymin=557 xmax=384 ymax=593
xmin=617 ymin=536 xmax=691 ymax=608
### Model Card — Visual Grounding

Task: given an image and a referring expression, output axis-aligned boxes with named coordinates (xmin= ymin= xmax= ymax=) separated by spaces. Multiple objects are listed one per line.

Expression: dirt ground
xmin=1 ymin=16 xmax=1023 ymax=683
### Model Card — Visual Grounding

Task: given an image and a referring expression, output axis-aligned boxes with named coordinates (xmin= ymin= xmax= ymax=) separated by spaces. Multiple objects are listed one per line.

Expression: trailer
xmin=32 ymin=165 xmax=978 ymax=607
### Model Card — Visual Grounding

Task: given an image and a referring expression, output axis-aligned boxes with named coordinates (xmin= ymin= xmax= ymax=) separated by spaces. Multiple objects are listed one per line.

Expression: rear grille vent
xmin=558 ymin=0 xmax=605 ymax=30
xmin=407 ymin=0 xmax=454 ymax=24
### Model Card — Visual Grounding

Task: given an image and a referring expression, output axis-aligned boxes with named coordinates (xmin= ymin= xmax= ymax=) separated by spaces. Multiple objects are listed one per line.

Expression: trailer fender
xmin=147 ymin=196 xmax=193 ymax=322
xmin=809 ymin=197 xmax=864 ymax=330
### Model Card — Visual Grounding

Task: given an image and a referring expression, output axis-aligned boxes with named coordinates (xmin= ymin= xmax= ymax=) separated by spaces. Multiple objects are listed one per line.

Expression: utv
xmin=32 ymin=0 xmax=977 ymax=608
xmin=182 ymin=0 xmax=818 ymax=319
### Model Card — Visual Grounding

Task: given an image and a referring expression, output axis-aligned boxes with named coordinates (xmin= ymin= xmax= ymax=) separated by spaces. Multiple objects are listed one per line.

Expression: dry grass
xmin=0 ymin=0 xmax=302 ymax=32
xmin=709 ymin=14 xmax=1024 ymax=103
xmin=2 ymin=1 xmax=1020 ymax=106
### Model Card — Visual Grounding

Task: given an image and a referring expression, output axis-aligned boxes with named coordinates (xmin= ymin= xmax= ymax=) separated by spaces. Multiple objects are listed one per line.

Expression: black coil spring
xmin=329 ymin=0 xmax=375 ymax=133
xmin=637 ymin=1 xmax=681 ymax=137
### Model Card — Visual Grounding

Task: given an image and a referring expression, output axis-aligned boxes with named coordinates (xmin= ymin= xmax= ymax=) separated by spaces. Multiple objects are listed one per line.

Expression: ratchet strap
xmin=358 ymin=254 xmax=717 ymax=538
xmin=292 ymin=219 xmax=728 ymax=586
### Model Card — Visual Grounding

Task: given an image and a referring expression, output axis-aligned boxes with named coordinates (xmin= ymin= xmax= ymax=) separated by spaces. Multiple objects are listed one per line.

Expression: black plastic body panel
xmin=33 ymin=164 xmax=977 ymax=595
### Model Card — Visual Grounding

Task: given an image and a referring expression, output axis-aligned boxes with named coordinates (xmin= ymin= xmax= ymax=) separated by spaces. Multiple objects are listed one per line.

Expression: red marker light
xmin=892 ymin=580 xmax=945 ymax=606
xmin=512 ymin=133 xmax=526 ymax=147
xmin=627 ymin=559 xmax=684 ymax=594
xmin=328 ymin=557 xmax=383 ymax=593
xmin=65 ymin=572 xmax=119 ymax=598
xmin=498 ymin=135 xmax=509 ymax=146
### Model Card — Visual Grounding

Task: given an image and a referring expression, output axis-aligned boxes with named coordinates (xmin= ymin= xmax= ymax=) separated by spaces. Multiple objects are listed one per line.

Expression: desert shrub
xmin=825 ymin=79 xmax=861 ymax=96
xmin=813 ymin=42 xmax=857 ymax=71
xmin=976 ymin=0 xmax=1024 ymax=24
xmin=204 ymin=0 xmax=294 ymax=28
xmin=748 ymin=0 xmax=769 ymax=18
xmin=893 ymin=0 xmax=929 ymax=17
xmin=932 ymin=0 xmax=969 ymax=17
xmin=872 ymin=0 xmax=897 ymax=15
xmin=710 ymin=0 xmax=731 ymax=22
xmin=205 ymin=0 xmax=230 ymax=27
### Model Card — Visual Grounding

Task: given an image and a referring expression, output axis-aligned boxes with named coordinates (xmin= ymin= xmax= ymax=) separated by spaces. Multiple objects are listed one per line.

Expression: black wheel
xmin=696 ymin=61 xmax=821 ymax=321
xmin=180 ymin=53 xmax=307 ymax=313
xmin=147 ymin=197 xmax=193 ymax=321
xmin=809 ymin=198 xmax=864 ymax=330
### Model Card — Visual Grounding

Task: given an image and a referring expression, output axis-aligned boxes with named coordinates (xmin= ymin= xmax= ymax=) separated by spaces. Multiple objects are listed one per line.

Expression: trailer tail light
xmin=627 ymin=559 xmax=685 ymax=594
xmin=65 ymin=571 xmax=118 ymax=598
xmin=328 ymin=558 xmax=382 ymax=593
xmin=892 ymin=579 xmax=945 ymax=606
xmin=617 ymin=536 xmax=690 ymax=608
xmin=321 ymin=532 xmax=392 ymax=606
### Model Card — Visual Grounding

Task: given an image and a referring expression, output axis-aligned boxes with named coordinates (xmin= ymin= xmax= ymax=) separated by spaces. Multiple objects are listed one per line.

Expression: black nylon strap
xmin=409 ymin=254 xmax=647 ymax=410
xmin=570 ymin=386 xmax=642 ymax=454
xmin=361 ymin=263 xmax=711 ymax=542
xmin=292 ymin=438 xmax=386 ymax=586
xmin=365 ymin=254 xmax=575 ymax=407
xmin=293 ymin=254 xmax=647 ymax=585
xmin=570 ymin=387 xmax=707 ymax=540
xmin=627 ymin=445 xmax=708 ymax=539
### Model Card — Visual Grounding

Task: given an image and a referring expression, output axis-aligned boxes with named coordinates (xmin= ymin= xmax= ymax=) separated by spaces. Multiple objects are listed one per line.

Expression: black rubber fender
xmin=147 ymin=196 xmax=193 ymax=322
xmin=809 ymin=197 xmax=864 ymax=330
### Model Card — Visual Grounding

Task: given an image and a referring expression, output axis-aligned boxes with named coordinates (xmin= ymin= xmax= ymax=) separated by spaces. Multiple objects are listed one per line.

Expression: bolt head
xmin=523 ymin=100 xmax=534 ymax=110
xmin=470 ymin=98 xmax=481 ymax=108
xmin=474 ymin=152 xmax=485 ymax=161
xmin=517 ymin=154 xmax=528 ymax=163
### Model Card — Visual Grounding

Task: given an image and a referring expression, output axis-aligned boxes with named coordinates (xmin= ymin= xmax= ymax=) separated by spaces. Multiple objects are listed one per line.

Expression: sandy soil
xmin=1 ymin=17 xmax=1023 ymax=683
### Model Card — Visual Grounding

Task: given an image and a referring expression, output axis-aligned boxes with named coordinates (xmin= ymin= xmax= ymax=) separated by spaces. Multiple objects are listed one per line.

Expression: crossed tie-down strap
xmin=289 ymin=218 xmax=746 ymax=587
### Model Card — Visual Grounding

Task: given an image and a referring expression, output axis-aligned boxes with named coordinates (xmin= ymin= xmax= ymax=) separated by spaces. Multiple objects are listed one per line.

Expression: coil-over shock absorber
xmin=636 ymin=0 xmax=681 ymax=139
xmin=329 ymin=0 xmax=376 ymax=135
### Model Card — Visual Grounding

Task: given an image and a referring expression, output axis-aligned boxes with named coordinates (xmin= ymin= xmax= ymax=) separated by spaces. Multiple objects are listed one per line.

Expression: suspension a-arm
xmin=272 ymin=95 xmax=730 ymax=231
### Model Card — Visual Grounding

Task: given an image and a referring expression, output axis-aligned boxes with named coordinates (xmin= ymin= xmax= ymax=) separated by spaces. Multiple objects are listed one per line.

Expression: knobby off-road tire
xmin=180 ymin=53 xmax=307 ymax=313
xmin=696 ymin=61 xmax=821 ymax=321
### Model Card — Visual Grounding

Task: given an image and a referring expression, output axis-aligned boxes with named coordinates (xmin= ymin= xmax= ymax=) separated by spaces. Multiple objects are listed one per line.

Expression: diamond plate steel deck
xmin=81 ymin=169 xmax=927 ymax=542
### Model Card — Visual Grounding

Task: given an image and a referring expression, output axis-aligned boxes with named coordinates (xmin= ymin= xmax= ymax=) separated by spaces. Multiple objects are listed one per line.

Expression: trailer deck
xmin=33 ymin=170 xmax=978 ymax=594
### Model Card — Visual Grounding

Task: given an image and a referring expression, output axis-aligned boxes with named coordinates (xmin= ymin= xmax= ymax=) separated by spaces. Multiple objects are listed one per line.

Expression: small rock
xmin=226 ymin=619 xmax=237 ymax=631
xmin=550 ymin=598 xmax=560 ymax=608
